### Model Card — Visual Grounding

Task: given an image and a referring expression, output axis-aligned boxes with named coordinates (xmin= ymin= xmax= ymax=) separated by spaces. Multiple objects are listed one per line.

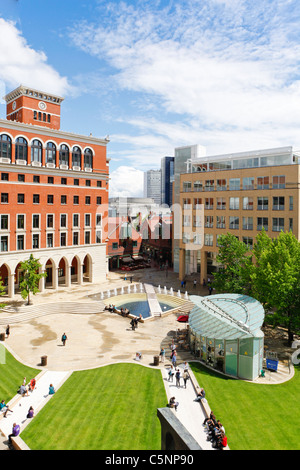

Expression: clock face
xmin=12 ymin=101 xmax=16 ymax=110
xmin=38 ymin=101 xmax=47 ymax=111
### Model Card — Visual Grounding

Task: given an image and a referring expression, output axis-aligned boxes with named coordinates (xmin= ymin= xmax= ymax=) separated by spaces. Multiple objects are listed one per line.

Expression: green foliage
xmin=19 ymin=254 xmax=47 ymax=305
xmin=213 ymin=233 xmax=253 ymax=294
xmin=0 ymin=276 xmax=6 ymax=309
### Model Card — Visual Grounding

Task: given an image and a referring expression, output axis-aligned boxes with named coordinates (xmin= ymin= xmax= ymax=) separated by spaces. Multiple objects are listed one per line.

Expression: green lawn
xmin=21 ymin=363 xmax=167 ymax=450
xmin=0 ymin=344 xmax=39 ymax=400
xmin=190 ymin=362 xmax=300 ymax=450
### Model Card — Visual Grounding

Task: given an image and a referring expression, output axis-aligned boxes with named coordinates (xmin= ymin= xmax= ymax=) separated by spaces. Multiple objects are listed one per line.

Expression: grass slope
xmin=190 ymin=362 xmax=300 ymax=450
xmin=21 ymin=363 xmax=167 ymax=450
xmin=0 ymin=344 xmax=39 ymax=400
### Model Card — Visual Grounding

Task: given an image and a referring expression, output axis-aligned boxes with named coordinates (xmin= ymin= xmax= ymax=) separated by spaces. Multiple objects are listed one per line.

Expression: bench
xmin=10 ymin=436 xmax=30 ymax=451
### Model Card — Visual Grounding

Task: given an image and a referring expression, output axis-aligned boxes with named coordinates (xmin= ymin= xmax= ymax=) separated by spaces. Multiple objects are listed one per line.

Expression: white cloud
xmin=109 ymin=166 xmax=144 ymax=198
xmin=0 ymin=18 xmax=71 ymax=97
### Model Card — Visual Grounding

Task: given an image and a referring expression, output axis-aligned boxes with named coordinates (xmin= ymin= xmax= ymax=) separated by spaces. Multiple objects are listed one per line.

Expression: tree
xmin=0 ymin=276 xmax=6 ymax=309
xmin=213 ymin=233 xmax=253 ymax=294
xmin=19 ymin=255 xmax=47 ymax=305
xmin=251 ymin=231 xmax=300 ymax=345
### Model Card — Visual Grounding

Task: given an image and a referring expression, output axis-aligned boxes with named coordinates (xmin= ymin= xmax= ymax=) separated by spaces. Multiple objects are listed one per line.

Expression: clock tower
xmin=3 ymin=85 xmax=64 ymax=130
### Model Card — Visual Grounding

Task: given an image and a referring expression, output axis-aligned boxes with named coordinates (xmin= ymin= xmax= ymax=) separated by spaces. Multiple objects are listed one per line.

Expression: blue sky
xmin=1 ymin=0 xmax=300 ymax=196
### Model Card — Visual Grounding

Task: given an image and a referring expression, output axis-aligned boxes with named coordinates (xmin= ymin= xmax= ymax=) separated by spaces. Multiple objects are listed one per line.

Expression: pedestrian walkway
xmin=161 ymin=364 xmax=214 ymax=450
xmin=0 ymin=370 xmax=70 ymax=443
xmin=144 ymin=283 xmax=163 ymax=317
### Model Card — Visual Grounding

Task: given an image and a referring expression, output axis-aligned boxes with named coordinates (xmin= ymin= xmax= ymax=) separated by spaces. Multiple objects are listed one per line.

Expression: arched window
xmin=72 ymin=146 xmax=81 ymax=168
xmin=59 ymin=144 xmax=69 ymax=167
xmin=0 ymin=134 xmax=12 ymax=161
xmin=31 ymin=139 xmax=43 ymax=163
xmin=46 ymin=142 xmax=56 ymax=165
xmin=15 ymin=137 xmax=28 ymax=162
xmin=84 ymin=148 xmax=93 ymax=169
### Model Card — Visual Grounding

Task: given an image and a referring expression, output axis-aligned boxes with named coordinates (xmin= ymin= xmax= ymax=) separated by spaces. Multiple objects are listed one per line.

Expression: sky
xmin=1 ymin=0 xmax=300 ymax=197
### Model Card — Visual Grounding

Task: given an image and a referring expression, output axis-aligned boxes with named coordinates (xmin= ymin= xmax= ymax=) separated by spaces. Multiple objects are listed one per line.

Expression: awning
xmin=177 ymin=315 xmax=189 ymax=323
xmin=132 ymin=255 xmax=144 ymax=261
xmin=121 ymin=257 xmax=133 ymax=263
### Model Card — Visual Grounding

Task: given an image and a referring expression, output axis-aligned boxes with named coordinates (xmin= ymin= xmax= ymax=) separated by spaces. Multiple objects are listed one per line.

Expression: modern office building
xmin=173 ymin=144 xmax=206 ymax=273
xmin=0 ymin=85 xmax=110 ymax=298
xmin=178 ymin=146 xmax=300 ymax=281
xmin=161 ymin=156 xmax=174 ymax=207
xmin=144 ymin=169 xmax=162 ymax=205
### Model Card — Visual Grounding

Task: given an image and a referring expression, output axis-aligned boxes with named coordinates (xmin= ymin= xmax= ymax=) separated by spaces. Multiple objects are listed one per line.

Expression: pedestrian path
xmin=0 ymin=370 xmax=71 ymax=440
xmin=161 ymin=364 xmax=214 ymax=450
xmin=144 ymin=283 xmax=163 ymax=317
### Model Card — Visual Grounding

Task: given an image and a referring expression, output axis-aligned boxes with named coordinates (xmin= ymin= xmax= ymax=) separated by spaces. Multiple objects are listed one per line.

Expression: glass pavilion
xmin=188 ymin=294 xmax=265 ymax=380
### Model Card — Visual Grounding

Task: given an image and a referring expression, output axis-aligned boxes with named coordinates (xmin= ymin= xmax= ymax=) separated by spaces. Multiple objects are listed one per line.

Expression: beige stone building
xmin=178 ymin=146 xmax=300 ymax=282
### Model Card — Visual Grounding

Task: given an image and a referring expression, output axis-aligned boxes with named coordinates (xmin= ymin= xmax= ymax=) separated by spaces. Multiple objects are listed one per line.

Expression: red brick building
xmin=0 ymin=85 xmax=109 ymax=298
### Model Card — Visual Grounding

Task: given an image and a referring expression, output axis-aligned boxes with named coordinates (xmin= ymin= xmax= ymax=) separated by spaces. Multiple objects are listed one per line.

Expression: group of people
xmin=203 ymin=410 xmax=228 ymax=450
xmin=130 ymin=315 xmax=142 ymax=330
xmin=18 ymin=377 xmax=36 ymax=397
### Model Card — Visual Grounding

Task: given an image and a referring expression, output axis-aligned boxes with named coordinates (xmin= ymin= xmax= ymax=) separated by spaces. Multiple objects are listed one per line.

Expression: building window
xmin=96 ymin=196 xmax=102 ymax=205
xmin=61 ymin=177 xmax=67 ymax=185
xmin=216 ymin=215 xmax=226 ymax=229
xmin=229 ymin=216 xmax=239 ymax=230
xmin=74 ymin=179 xmax=79 ymax=186
xmin=73 ymin=232 xmax=79 ymax=245
xmin=1 ymin=173 xmax=9 ymax=181
xmin=61 ymin=195 xmax=67 ymax=205
xmin=257 ymin=217 xmax=268 ymax=231
xmin=229 ymin=197 xmax=239 ymax=210
xmin=32 ymin=214 xmax=40 ymax=229
xmin=48 ymin=176 xmax=54 ymax=184
xmin=73 ymin=195 xmax=79 ymax=205
xmin=112 ymin=242 xmax=118 ymax=250
xmin=47 ymin=195 xmax=54 ymax=204
xmin=243 ymin=177 xmax=254 ymax=190
xmin=205 ymin=198 xmax=213 ymax=210
xmin=243 ymin=197 xmax=253 ymax=210
xmin=0 ymin=134 xmax=12 ymax=161
xmin=242 ymin=217 xmax=253 ymax=230
xmin=46 ymin=142 xmax=56 ymax=165
xmin=193 ymin=181 xmax=203 ymax=192
xmin=272 ymin=175 xmax=285 ymax=189
xmin=31 ymin=139 xmax=42 ymax=164
xmin=0 ymin=235 xmax=8 ymax=252
xmin=183 ymin=181 xmax=192 ymax=192
xmin=17 ymin=214 xmax=25 ymax=229
xmin=15 ymin=137 xmax=28 ymax=163
xmin=32 ymin=234 xmax=39 ymax=249
xmin=216 ymin=197 xmax=226 ymax=210
xmin=289 ymin=196 xmax=293 ymax=210
xmin=60 ymin=214 xmax=67 ymax=228
xmin=242 ymin=237 xmax=253 ymax=249
xmin=47 ymin=214 xmax=54 ymax=228
xmin=229 ymin=178 xmax=240 ymax=191
xmin=204 ymin=180 xmax=214 ymax=191
xmin=85 ymin=231 xmax=91 ymax=244
xmin=257 ymin=197 xmax=268 ymax=211
xmin=33 ymin=175 xmax=40 ymax=183
xmin=289 ymin=218 xmax=293 ymax=231
xmin=1 ymin=193 xmax=9 ymax=203
xmin=72 ymin=146 xmax=81 ymax=168
xmin=272 ymin=196 xmax=284 ymax=211
xmin=85 ymin=214 xmax=91 ymax=227
xmin=204 ymin=216 xmax=213 ymax=228
xmin=18 ymin=194 xmax=25 ymax=204
xmin=85 ymin=179 xmax=91 ymax=187
xmin=60 ymin=232 xmax=67 ymax=247
xmin=96 ymin=230 xmax=102 ymax=244
xmin=59 ymin=144 xmax=69 ymax=167
xmin=272 ymin=217 xmax=284 ymax=232
xmin=216 ymin=179 xmax=226 ymax=191
xmin=204 ymin=233 xmax=213 ymax=246
xmin=33 ymin=194 xmax=40 ymax=204
xmin=96 ymin=214 xmax=102 ymax=226
xmin=73 ymin=214 xmax=79 ymax=227
xmin=183 ymin=215 xmax=191 ymax=227
xmin=97 ymin=181 xmax=102 ymax=188
xmin=85 ymin=196 xmax=91 ymax=205
xmin=17 ymin=235 xmax=24 ymax=251
xmin=84 ymin=148 xmax=93 ymax=170
xmin=47 ymin=233 xmax=54 ymax=248
xmin=0 ymin=215 xmax=8 ymax=230
xmin=18 ymin=174 xmax=25 ymax=182
xmin=257 ymin=176 xmax=269 ymax=190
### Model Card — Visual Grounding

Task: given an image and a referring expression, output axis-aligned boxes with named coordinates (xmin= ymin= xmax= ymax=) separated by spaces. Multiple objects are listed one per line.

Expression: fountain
xmin=184 ymin=291 xmax=189 ymax=300
xmin=114 ymin=288 xmax=117 ymax=296
xmin=139 ymin=283 xmax=143 ymax=292
xmin=121 ymin=287 xmax=124 ymax=295
xmin=100 ymin=292 xmax=104 ymax=300
xmin=127 ymin=285 xmax=131 ymax=294
xmin=170 ymin=287 xmax=174 ymax=296
xmin=133 ymin=284 xmax=137 ymax=292
xmin=158 ymin=285 xmax=161 ymax=294
xmin=177 ymin=290 xmax=181 ymax=298
xmin=163 ymin=286 xmax=167 ymax=295
xmin=107 ymin=290 xmax=111 ymax=298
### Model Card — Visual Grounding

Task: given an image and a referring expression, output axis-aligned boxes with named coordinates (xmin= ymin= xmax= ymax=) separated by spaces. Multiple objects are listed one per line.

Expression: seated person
xmin=168 ymin=397 xmax=179 ymax=411
xmin=0 ymin=400 xmax=13 ymax=418
xmin=134 ymin=352 xmax=142 ymax=360
xmin=49 ymin=384 xmax=55 ymax=395
xmin=20 ymin=384 xmax=29 ymax=397
xmin=29 ymin=378 xmax=36 ymax=392
xmin=27 ymin=406 xmax=34 ymax=419
xmin=8 ymin=423 xmax=20 ymax=445
xmin=195 ymin=388 xmax=205 ymax=401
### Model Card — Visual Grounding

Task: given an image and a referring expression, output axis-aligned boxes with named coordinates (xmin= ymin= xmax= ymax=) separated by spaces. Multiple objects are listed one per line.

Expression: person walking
xmin=193 ymin=279 xmax=197 ymax=289
xmin=172 ymin=351 xmax=177 ymax=368
xmin=61 ymin=333 xmax=67 ymax=346
xmin=5 ymin=325 xmax=10 ymax=338
xmin=168 ymin=365 xmax=175 ymax=382
xmin=175 ymin=368 xmax=181 ymax=388
xmin=160 ymin=347 xmax=165 ymax=363
xmin=183 ymin=370 xmax=189 ymax=388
